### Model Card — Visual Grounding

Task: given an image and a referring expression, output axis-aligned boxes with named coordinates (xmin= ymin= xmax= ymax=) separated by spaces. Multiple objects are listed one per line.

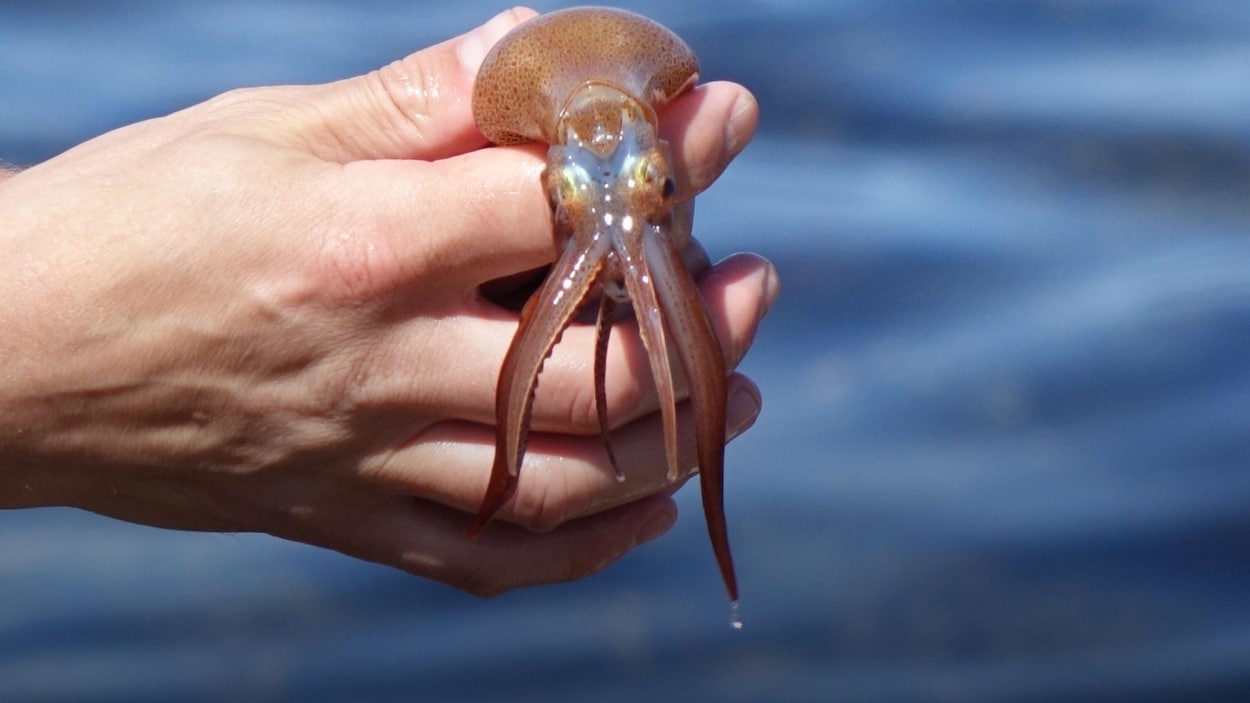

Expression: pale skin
xmin=0 ymin=8 xmax=776 ymax=597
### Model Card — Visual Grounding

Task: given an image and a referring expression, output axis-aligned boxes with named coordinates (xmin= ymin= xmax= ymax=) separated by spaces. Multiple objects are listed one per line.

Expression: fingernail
xmin=635 ymin=504 xmax=677 ymax=545
xmin=458 ymin=9 xmax=529 ymax=75
xmin=727 ymin=382 xmax=762 ymax=438
xmin=724 ymin=90 xmax=759 ymax=157
xmin=761 ymin=261 xmax=780 ymax=315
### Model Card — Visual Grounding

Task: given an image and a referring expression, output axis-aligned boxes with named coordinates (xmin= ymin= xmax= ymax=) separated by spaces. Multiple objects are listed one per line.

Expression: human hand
xmin=0 ymin=8 xmax=775 ymax=596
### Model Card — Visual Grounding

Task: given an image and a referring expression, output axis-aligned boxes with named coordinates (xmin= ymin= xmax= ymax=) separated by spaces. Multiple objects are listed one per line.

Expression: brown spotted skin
xmin=473 ymin=7 xmax=699 ymax=145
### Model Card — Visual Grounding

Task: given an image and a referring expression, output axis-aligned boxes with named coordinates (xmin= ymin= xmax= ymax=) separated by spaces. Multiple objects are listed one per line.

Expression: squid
xmin=468 ymin=6 xmax=738 ymax=616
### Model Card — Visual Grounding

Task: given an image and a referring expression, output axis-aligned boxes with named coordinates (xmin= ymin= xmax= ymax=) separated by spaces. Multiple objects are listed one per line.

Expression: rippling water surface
xmin=3 ymin=1 xmax=1249 ymax=701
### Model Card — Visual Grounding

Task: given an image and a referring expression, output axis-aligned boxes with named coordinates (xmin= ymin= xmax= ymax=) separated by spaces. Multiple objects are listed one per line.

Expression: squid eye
xmin=662 ymin=177 xmax=676 ymax=199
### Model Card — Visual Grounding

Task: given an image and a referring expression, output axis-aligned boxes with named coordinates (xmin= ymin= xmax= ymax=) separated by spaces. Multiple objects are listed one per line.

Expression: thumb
xmin=295 ymin=7 xmax=536 ymax=163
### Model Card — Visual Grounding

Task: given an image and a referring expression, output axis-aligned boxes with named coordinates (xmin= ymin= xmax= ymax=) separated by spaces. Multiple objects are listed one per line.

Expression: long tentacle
xmin=642 ymin=214 xmax=737 ymax=604
xmin=469 ymin=235 xmax=611 ymax=537
xmin=615 ymin=229 xmax=681 ymax=483
xmin=594 ymin=295 xmax=624 ymax=481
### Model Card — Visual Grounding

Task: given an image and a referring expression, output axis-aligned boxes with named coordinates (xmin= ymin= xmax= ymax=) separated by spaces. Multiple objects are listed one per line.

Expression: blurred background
xmin=2 ymin=1 xmax=1249 ymax=701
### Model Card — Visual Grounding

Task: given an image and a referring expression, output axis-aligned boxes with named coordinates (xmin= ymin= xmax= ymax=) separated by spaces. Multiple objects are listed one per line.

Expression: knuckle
xmin=198 ymin=85 xmax=301 ymax=127
xmin=370 ymin=58 xmax=437 ymax=149
xmin=610 ymin=370 xmax=650 ymax=426
xmin=561 ymin=356 xmax=648 ymax=435
xmin=313 ymin=228 xmax=384 ymax=300
xmin=564 ymin=379 xmax=601 ymax=434
xmin=200 ymin=85 xmax=259 ymax=114
xmin=509 ymin=464 xmax=595 ymax=533
xmin=512 ymin=471 xmax=569 ymax=532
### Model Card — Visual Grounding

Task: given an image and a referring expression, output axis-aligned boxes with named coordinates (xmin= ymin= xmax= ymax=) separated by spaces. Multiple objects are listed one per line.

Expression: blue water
xmin=3 ymin=1 xmax=1249 ymax=700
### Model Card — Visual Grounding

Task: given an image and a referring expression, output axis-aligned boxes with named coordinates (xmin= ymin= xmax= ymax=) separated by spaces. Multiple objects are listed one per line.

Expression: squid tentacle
xmin=615 ymin=226 xmax=682 ymax=484
xmin=642 ymin=221 xmax=736 ymax=604
xmin=469 ymin=234 xmax=613 ymax=536
xmin=593 ymin=294 xmax=624 ymax=481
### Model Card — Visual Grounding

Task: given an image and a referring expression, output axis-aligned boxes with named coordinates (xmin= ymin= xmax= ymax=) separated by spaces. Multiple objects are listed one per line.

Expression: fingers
xmin=324 ymin=493 xmax=677 ymax=597
xmin=293 ymin=369 xmax=760 ymax=595
xmin=362 ymin=252 xmax=778 ymax=432
xmin=363 ymin=372 xmax=762 ymax=531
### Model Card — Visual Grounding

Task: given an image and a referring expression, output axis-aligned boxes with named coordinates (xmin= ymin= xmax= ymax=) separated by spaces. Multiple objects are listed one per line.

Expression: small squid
xmin=468 ymin=7 xmax=738 ymax=614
